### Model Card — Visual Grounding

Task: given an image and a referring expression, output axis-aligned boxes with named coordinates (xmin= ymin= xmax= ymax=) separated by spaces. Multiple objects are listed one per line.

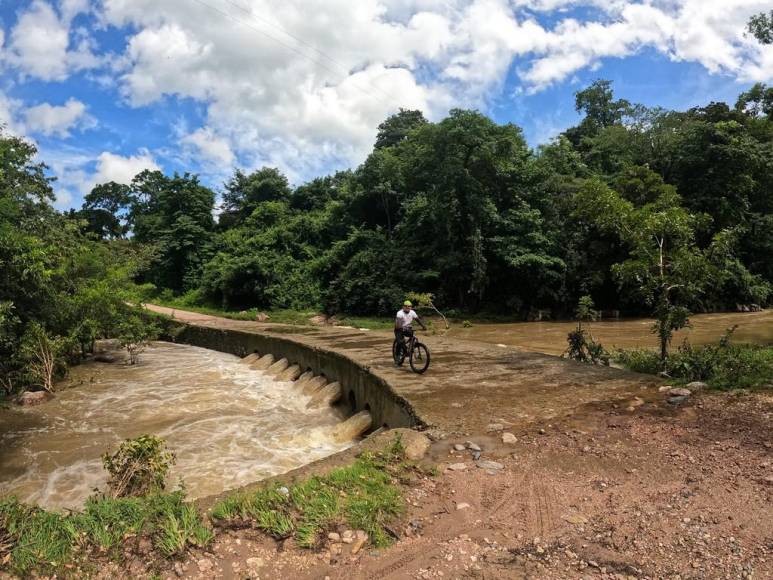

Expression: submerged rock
xmin=18 ymin=390 xmax=52 ymax=406
xmin=502 ymin=433 xmax=517 ymax=444
xmin=93 ymin=354 xmax=119 ymax=363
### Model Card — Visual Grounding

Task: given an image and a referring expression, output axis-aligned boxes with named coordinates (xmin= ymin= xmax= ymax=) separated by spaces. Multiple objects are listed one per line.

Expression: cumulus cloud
xmin=90 ymin=0 xmax=772 ymax=181
xmin=92 ymin=151 xmax=160 ymax=186
xmin=5 ymin=0 xmax=98 ymax=81
xmin=24 ymin=98 xmax=95 ymax=137
xmin=3 ymin=0 xmax=772 ymax=202
xmin=180 ymin=127 xmax=236 ymax=167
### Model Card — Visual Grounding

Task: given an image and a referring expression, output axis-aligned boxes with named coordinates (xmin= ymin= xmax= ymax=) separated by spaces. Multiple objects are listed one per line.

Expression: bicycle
xmin=392 ymin=327 xmax=431 ymax=374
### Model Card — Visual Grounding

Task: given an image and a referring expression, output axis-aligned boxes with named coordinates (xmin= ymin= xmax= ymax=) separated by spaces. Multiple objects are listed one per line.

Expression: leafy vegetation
xmin=211 ymin=436 xmax=412 ymax=548
xmin=616 ymin=339 xmax=773 ymax=391
xmin=564 ymin=295 xmax=609 ymax=365
xmin=102 ymin=435 xmax=176 ymax=498
xmin=0 ymin=130 xmax=158 ymax=395
xmin=0 ymin=436 xmax=210 ymax=576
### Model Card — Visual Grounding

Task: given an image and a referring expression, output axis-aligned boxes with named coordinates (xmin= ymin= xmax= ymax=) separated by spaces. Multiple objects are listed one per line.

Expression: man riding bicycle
xmin=395 ymin=300 xmax=426 ymax=348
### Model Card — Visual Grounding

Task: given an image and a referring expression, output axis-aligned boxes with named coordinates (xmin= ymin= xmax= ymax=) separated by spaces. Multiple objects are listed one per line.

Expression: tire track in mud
xmin=367 ymin=472 xmax=562 ymax=579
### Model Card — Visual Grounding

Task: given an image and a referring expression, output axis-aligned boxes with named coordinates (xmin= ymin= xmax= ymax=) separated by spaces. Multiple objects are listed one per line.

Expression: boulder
xmin=18 ymin=390 xmax=52 ymax=406
xmin=668 ymin=387 xmax=691 ymax=397
xmin=685 ymin=381 xmax=708 ymax=393
xmin=402 ymin=431 xmax=431 ymax=461
xmin=502 ymin=432 xmax=518 ymax=444
xmin=93 ymin=354 xmax=118 ymax=363
xmin=255 ymin=312 xmax=270 ymax=322
xmin=309 ymin=315 xmax=328 ymax=325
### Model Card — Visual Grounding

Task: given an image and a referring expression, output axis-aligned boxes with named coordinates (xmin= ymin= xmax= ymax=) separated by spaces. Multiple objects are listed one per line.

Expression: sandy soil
xmin=95 ymin=389 xmax=771 ymax=580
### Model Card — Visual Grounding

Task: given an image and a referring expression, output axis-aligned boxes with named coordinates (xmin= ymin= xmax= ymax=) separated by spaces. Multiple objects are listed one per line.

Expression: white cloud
xmin=91 ymin=0 xmax=772 ymax=182
xmin=0 ymin=92 xmax=24 ymax=135
xmin=24 ymin=98 xmax=95 ymax=137
xmin=6 ymin=0 xmax=98 ymax=81
xmin=180 ymin=127 xmax=236 ymax=167
xmin=92 ymin=150 xmax=160 ymax=186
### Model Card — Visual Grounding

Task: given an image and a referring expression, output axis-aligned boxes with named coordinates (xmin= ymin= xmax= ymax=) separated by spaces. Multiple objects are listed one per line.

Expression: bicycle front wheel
xmin=409 ymin=342 xmax=430 ymax=374
xmin=392 ymin=339 xmax=405 ymax=366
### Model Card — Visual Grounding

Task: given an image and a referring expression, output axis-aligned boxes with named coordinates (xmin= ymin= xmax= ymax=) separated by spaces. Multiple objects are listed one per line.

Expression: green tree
xmin=220 ymin=167 xmax=291 ymax=228
xmin=374 ymin=109 xmax=428 ymax=149
xmin=747 ymin=11 xmax=773 ymax=44
xmin=574 ymin=178 xmax=763 ymax=363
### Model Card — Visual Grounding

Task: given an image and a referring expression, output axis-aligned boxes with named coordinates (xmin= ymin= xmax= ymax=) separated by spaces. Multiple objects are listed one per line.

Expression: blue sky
xmin=0 ymin=0 xmax=770 ymax=209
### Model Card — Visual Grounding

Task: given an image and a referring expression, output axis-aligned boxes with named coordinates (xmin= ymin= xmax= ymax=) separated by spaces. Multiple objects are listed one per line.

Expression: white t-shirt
xmin=396 ymin=309 xmax=419 ymax=329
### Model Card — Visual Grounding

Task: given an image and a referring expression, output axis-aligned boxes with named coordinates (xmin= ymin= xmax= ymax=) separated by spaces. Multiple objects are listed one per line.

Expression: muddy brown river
xmin=448 ymin=310 xmax=773 ymax=356
xmin=0 ymin=343 xmax=356 ymax=510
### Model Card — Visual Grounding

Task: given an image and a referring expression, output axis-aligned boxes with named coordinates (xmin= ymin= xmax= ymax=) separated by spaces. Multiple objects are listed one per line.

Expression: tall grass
xmin=0 ymin=491 xmax=212 ymax=576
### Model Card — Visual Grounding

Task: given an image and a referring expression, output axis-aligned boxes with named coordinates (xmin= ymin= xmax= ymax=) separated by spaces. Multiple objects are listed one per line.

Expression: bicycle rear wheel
xmin=392 ymin=339 xmax=405 ymax=366
xmin=409 ymin=342 xmax=430 ymax=374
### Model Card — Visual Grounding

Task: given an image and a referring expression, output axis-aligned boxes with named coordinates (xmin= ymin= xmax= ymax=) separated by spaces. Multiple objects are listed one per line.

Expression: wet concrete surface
xmin=148 ymin=305 xmax=661 ymax=435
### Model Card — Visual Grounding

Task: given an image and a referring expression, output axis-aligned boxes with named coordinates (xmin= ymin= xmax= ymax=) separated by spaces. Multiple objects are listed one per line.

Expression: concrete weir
xmin=153 ymin=304 xmax=665 ymax=436
xmin=169 ymin=323 xmax=423 ymax=430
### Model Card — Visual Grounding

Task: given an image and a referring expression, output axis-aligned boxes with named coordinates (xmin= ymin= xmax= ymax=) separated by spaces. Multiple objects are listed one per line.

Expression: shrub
xmin=117 ymin=316 xmax=159 ymax=364
xmin=102 ymin=435 xmax=176 ymax=498
xmin=615 ymin=327 xmax=773 ymax=389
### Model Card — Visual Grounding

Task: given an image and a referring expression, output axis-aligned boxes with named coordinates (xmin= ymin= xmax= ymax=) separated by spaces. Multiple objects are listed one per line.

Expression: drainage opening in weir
xmin=348 ymin=390 xmax=356 ymax=411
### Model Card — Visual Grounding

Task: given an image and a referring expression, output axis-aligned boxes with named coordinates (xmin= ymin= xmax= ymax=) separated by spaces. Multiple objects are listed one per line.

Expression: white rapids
xmin=0 ymin=342 xmax=360 ymax=510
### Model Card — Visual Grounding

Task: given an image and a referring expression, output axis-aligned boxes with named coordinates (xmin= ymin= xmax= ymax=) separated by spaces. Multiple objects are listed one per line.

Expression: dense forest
xmin=2 ymin=80 xmax=772 ymax=391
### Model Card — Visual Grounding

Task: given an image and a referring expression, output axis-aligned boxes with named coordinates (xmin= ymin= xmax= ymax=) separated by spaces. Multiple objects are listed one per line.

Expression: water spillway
xmin=0 ymin=342 xmax=360 ymax=511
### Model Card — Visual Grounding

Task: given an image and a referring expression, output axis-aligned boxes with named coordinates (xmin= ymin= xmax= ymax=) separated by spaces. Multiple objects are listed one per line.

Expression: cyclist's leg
xmin=394 ymin=328 xmax=404 ymax=356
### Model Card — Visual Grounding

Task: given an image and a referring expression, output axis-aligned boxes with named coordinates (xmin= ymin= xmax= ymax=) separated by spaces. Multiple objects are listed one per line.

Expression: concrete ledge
xmin=169 ymin=323 xmax=426 ymax=431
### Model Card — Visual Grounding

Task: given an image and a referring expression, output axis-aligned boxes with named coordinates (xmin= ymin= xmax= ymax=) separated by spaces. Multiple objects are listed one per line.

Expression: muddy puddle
xmin=0 ymin=343 xmax=357 ymax=510
xmin=448 ymin=310 xmax=773 ymax=355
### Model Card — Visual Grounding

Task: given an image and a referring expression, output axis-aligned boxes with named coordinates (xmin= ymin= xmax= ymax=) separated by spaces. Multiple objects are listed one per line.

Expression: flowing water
xmin=0 ymin=343 xmax=357 ymax=510
xmin=448 ymin=310 xmax=773 ymax=356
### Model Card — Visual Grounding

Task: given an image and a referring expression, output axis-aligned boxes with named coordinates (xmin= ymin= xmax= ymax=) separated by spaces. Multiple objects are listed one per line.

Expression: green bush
xmin=615 ymin=333 xmax=773 ymax=390
xmin=102 ymin=435 xmax=176 ymax=498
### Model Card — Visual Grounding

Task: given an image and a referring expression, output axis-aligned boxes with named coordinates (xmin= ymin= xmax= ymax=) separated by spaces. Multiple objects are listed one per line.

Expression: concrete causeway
xmin=146 ymin=305 xmax=662 ymax=436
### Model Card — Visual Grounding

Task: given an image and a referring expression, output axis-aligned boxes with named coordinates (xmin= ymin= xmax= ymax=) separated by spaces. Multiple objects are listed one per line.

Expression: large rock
xmin=255 ymin=312 xmax=270 ymax=322
xmin=18 ymin=390 xmax=52 ymax=406
xmin=402 ymin=431 xmax=431 ymax=461
xmin=685 ymin=381 xmax=708 ymax=393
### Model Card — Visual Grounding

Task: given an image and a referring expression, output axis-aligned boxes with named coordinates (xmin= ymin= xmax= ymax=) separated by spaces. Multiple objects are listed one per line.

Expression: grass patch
xmin=211 ymin=437 xmax=411 ymax=549
xmin=615 ymin=340 xmax=773 ymax=390
xmin=0 ymin=491 xmax=211 ymax=576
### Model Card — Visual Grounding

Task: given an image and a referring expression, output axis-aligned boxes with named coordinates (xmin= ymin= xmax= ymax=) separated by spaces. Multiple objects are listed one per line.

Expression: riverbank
xmin=93 ymin=390 xmax=772 ymax=580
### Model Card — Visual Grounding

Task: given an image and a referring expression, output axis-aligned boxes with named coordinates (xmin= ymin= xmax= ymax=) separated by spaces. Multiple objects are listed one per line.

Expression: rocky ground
xmin=98 ymin=388 xmax=771 ymax=580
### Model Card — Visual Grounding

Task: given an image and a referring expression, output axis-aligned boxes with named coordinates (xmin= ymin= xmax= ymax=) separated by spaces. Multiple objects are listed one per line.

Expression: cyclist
xmin=394 ymin=300 xmax=426 ymax=354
